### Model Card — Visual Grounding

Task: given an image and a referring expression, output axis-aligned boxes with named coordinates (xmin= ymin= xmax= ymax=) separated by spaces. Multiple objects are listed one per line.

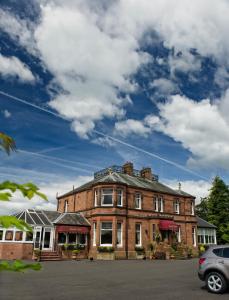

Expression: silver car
xmin=198 ymin=245 xmax=229 ymax=294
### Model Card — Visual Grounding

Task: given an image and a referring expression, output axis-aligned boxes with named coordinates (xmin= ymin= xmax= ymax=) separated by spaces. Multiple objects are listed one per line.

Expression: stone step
xmin=40 ymin=257 xmax=62 ymax=261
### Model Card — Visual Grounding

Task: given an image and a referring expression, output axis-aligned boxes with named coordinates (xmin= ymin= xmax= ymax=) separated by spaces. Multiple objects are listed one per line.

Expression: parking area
xmin=0 ymin=259 xmax=228 ymax=300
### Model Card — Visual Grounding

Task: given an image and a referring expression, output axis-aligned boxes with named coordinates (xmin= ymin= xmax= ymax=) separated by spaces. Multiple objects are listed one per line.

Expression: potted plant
xmin=148 ymin=243 xmax=156 ymax=259
xmin=97 ymin=246 xmax=115 ymax=260
xmin=155 ymin=232 xmax=161 ymax=244
xmin=187 ymin=247 xmax=193 ymax=259
xmin=33 ymin=249 xmax=41 ymax=261
xmin=135 ymin=246 xmax=145 ymax=259
xmin=72 ymin=249 xmax=80 ymax=260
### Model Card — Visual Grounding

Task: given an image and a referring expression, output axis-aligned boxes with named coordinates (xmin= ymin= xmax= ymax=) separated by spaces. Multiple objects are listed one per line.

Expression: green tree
xmin=0 ymin=132 xmax=47 ymax=271
xmin=196 ymin=176 xmax=229 ymax=244
xmin=195 ymin=197 xmax=209 ymax=220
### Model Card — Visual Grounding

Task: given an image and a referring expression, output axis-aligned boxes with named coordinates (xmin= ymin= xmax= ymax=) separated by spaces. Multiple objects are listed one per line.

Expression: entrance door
xmin=42 ymin=227 xmax=53 ymax=250
xmin=34 ymin=227 xmax=42 ymax=249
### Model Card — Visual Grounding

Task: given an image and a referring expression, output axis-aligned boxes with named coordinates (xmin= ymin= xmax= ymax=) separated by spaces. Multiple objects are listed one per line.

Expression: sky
xmin=1 ymin=0 xmax=229 ymax=214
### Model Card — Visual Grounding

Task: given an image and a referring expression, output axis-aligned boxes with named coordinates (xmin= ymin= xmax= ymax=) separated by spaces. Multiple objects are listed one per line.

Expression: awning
xmin=159 ymin=220 xmax=178 ymax=231
xmin=56 ymin=225 xmax=90 ymax=234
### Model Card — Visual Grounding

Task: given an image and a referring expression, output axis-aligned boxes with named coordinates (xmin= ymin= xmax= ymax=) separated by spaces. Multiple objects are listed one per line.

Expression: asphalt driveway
xmin=0 ymin=259 xmax=228 ymax=300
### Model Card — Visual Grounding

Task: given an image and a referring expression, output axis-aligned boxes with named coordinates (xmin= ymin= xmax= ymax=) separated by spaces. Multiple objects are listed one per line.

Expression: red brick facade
xmin=57 ymin=164 xmax=198 ymax=259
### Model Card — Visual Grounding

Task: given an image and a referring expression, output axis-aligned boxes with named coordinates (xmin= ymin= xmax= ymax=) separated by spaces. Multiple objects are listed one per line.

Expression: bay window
xmin=135 ymin=223 xmax=141 ymax=246
xmin=101 ymin=189 xmax=113 ymax=206
xmin=117 ymin=223 xmax=122 ymax=247
xmin=154 ymin=197 xmax=163 ymax=212
xmin=117 ymin=189 xmax=123 ymax=206
xmin=100 ymin=222 xmax=113 ymax=246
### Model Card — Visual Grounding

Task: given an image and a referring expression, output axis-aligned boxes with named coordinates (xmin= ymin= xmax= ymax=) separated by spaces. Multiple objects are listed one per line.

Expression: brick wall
xmin=0 ymin=243 xmax=33 ymax=260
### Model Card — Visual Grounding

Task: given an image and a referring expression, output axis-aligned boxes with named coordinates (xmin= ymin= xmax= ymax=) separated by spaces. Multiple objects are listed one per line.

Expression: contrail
xmin=0 ymin=90 xmax=208 ymax=180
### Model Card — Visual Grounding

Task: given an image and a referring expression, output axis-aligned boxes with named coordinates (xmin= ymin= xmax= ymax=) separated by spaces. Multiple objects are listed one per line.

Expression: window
xmin=177 ymin=226 xmax=181 ymax=243
xmin=158 ymin=197 xmax=164 ymax=212
xmin=0 ymin=230 xmax=3 ymax=240
xmin=100 ymin=222 xmax=113 ymax=246
xmin=117 ymin=189 xmax=123 ymax=206
xmin=15 ymin=231 xmax=23 ymax=241
xmin=152 ymin=224 xmax=156 ymax=241
xmin=101 ymin=189 xmax=113 ymax=206
xmin=78 ymin=234 xmax=86 ymax=245
xmin=94 ymin=190 xmax=98 ymax=207
xmin=25 ymin=231 xmax=33 ymax=242
xmin=223 ymin=247 xmax=229 ymax=258
xmin=93 ymin=223 xmax=96 ymax=246
xmin=135 ymin=223 xmax=141 ymax=246
xmin=58 ymin=233 xmax=66 ymax=244
xmin=192 ymin=227 xmax=196 ymax=246
xmin=117 ymin=223 xmax=122 ymax=247
xmin=213 ymin=248 xmax=224 ymax=257
xmin=5 ymin=230 xmax=13 ymax=241
xmin=174 ymin=200 xmax=180 ymax=214
xmin=153 ymin=197 xmax=158 ymax=212
xmin=135 ymin=193 xmax=142 ymax=209
xmin=68 ymin=233 xmax=77 ymax=244
xmin=191 ymin=201 xmax=195 ymax=215
xmin=64 ymin=200 xmax=68 ymax=212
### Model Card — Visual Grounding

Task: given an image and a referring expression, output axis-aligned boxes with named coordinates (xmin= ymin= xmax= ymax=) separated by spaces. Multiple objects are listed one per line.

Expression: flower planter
xmin=136 ymin=253 xmax=145 ymax=259
xmin=97 ymin=252 xmax=115 ymax=260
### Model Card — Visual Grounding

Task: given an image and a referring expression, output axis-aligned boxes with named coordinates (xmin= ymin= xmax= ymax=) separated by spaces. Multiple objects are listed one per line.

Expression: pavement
xmin=0 ymin=259 xmax=228 ymax=300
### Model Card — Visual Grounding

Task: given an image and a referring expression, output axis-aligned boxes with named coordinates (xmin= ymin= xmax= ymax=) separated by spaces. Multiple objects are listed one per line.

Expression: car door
xmin=222 ymin=247 xmax=229 ymax=279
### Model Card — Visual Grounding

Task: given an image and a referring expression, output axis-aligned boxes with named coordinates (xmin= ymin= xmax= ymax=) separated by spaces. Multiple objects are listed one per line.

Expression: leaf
xmin=0 ymin=192 xmax=12 ymax=201
xmin=0 ymin=132 xmax=16 ymax=155
xmin=0 ymin=216 xmax=32 ymax=231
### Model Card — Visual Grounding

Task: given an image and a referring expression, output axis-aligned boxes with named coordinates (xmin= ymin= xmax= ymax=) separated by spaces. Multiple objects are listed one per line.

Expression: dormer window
xmin=191 ymin=200 xmax=195 ymax=215
xmin=101 ymin=189 xmax=113 ymax=206
xmin=135 ymin=193 xmax=142 ymax=209
xmin=117 ymin=189 xmax=123 ymax=206
xmin=64 ymin=200 xmax=68 ymax=212
xmin=174 ymin=199 xmax=180 ymax=214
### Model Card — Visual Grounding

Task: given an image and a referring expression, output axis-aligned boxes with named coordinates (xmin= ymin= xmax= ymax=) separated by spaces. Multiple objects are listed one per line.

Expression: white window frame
xmin=192 ymin=227 xmax=197 ymax=247
xmin=93 ymin=222 xmax=96 ymax=246
xmin=135 ymin=193 xmax=142 ymax=209
xmin=159 ymin=197 xmax=164 ymax=212
xmin=94 ymin=190 xmax=98 ymax=207
xmin=100 ymin=222 xmax=113 ymax=246
xmin=191 ymin=201 xmax=195 ymax=215
xmin=135 ymin=223 xmax=142 ymax=246
xmin=174 ymin=199 xmax=180 ymax=214
xmin=117 ymin=222 xmax=123 ymax=247
xmin=154 ymin=197 xmax=159 ymax=212
xmin=117 ymin=189 xmax=123 ymax=207
xmin=177 ymin=226 xmax=181 ymax=243
xmin=101 ymin=189 xmax=114 ymax=206
xmin=0 ymin=227 xmax=33 ymax=244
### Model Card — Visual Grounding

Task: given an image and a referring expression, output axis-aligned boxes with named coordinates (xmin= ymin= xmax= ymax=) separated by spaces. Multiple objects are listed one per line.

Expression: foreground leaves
xmin=0 ymin=181 xmax=48 ymax=202
xmin=0 ymin=216 xmax=32 ymax=231
xmin=0 ymin=260 xmax=41 ymax=272
xmin=0 ymin=132 xmax=16 ymax=155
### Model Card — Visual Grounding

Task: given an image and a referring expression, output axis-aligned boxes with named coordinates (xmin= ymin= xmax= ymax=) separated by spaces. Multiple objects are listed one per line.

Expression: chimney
xmin=123 ymin=162 xmax=133 ymax=176
xmin=140 ymin=167 xmax=152 ymax=180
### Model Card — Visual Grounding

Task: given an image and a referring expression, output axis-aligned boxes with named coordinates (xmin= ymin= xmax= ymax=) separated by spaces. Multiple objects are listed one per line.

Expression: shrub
xmin=72 ymin=249 xmax=80 ymax=255
xmin=33 ymin=250 xmax=41 ymax=257
xmin=97 ymin=246 xmax=114 ymax=253
xmin=154 ymin=251 xmax=166 ymax=260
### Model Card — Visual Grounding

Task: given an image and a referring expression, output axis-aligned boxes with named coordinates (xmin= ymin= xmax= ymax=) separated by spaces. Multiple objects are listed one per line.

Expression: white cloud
xmin=115 ymin=119 xmax=151 ymax=137
xmin=2 ymin=109 xmax=11 ymax=118
xmin=0 ymin=54 xmax=35 ymax=82
xmin=154 ymin=94 xmax=229 ymax=170
xmin=0 ymin=175 xmax=92 ymax=215
xmin=165 ymin=179 xmax=211 ymax=203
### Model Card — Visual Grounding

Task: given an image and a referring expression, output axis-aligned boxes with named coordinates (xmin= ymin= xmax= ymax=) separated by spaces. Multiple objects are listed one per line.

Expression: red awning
xmin=56 ymin=225 xmax=90 ymax=234
xmin=159 ymin=220 xmax=178 ymax=231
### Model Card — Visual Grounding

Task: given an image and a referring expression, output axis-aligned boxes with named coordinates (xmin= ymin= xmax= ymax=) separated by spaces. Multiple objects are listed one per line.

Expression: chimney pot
xmin=140 ymin=167 xmax=152 ymax=180
xmin=123 ymin=162 xmax=133 ymax=176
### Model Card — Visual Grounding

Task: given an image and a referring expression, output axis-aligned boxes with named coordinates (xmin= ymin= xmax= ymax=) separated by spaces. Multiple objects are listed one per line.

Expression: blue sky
xmin=1 ymin=0 xmax=229 ymax=213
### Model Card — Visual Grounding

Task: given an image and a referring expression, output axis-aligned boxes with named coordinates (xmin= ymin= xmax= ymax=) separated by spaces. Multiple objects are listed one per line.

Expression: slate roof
xmin=196 ymin=216 xmax=217 ymax=229
xmin=58 ymin=171 xmax=195 ymax=199
xmin=11 ymin=209 xmax=89 ymax=227
xmin=53 ymin=213 xmax=90 ymax=226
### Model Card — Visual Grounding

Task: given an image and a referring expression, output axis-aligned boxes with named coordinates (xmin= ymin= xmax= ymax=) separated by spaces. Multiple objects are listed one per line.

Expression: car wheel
xmin=205 ymin=272 xmax=227 ymax=294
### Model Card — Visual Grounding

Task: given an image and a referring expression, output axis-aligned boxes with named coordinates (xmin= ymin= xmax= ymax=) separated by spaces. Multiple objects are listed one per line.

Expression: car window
xmin=213 ymin=248 xmax=224 ymax=257
xmin=223 ymin=247 xmax=229 ymax=258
